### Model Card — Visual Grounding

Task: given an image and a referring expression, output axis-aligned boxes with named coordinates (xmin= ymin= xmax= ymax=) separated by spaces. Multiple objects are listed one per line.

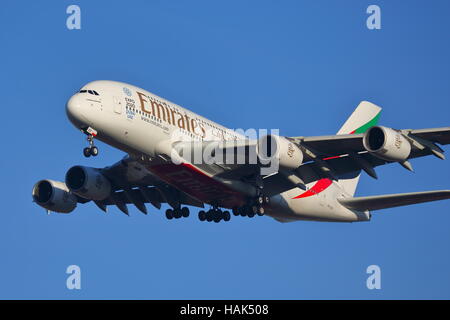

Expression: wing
xmin=287 ymin=127 xmax=450 ymax=183
xmin=81 ymin=156 xmax=204 ymax=215
xmin=290 ymin=127 xmax=450 ymax=162
xmin=161 ymin=127 xmax=449 ymax=198
xmin=338 ymin=190 xmax=450 ymax=211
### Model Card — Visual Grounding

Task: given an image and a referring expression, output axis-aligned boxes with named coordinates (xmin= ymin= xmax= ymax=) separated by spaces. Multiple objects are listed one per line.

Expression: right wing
xmin=338 ymin=190 xmax=450 ymax=211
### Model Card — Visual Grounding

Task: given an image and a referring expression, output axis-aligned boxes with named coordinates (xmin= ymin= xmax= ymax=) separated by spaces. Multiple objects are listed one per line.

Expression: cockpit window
xmin=79 ymin=89 xmax=100 ymax=96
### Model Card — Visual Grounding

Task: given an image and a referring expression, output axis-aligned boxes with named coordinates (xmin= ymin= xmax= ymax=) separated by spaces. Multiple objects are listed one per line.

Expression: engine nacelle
xmin=363 ymin=126 xmax=411 ymax=162
xmin=32 ymin=180 xmax=77 ymax=213
xmin=258 ymin=135 xmax=303 ymax=172
xmin=65 ymin=166 xmax=111 ymax=200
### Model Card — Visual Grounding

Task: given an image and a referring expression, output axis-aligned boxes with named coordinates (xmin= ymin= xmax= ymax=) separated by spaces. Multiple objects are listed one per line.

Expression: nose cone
xmin=66 ymin=94 xmax=88 ymax=128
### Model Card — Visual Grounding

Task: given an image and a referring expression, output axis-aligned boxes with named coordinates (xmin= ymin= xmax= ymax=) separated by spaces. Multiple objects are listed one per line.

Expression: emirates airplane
xmin=32 ymin=80 xmax=450 ymax=223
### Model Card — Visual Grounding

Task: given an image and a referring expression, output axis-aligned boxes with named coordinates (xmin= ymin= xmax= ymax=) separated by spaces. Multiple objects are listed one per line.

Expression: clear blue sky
xmin=1 ymin=0 xmax=450 ymax=299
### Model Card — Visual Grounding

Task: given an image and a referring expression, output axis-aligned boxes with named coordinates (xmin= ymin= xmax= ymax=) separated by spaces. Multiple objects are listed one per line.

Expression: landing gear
xmin=233 ymin=195 xmax=270 ymax=218
xmin=83 ymin=145 xmax=98 ymax=157
xmin=82 ymin=128 xmax=99 ymax=158
xmin=166 ymin=207 xmax=190 ymax=220
xmin=198 ymin=207 xmax=231 ymax=223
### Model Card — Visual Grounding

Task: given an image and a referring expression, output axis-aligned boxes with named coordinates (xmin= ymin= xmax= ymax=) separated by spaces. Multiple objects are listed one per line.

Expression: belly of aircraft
xmin=147 ymin=162 xmax=247 ymax=208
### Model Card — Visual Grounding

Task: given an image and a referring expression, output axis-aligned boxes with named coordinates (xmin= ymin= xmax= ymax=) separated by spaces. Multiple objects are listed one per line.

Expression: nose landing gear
xmin=82 ymin=127 xmax=99 ymax=158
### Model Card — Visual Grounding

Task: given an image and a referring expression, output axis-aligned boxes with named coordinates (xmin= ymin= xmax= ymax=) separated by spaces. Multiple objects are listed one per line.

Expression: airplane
xmin=32 ymin=80 xmax=450 ymax=223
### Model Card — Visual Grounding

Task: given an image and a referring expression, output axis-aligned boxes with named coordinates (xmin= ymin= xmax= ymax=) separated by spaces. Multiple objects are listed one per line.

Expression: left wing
xmin=162 ymin=126 xmax=450 ymax=197
xmin=91 ymin=157 xmax=204 ymax=215
xmin=290 ymin=127 xmax=450 ymax=163
xmin=287 ymin=127 xmax=450 ymax=183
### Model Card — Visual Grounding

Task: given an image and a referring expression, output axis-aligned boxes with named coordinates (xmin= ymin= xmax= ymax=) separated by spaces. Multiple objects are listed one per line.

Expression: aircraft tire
xmin=206 ymin=210 xmax=213 ymax=222
xmin=83 ymin=147 xmax=91 ymax=158
xmin=173 ymin=208 xmax=182 ymax=219
xmin=247 ymin=206 xmax=256 ymax=218
xmin=90 ymin=146 xmax=99 ymax=157
xmin=181 ymin=207 xmax=189 ymax=218
xmin=165 ymin=209 xmax=173 ymax=220
xmin=257 ymin=206 xmax=265 ymax=216
xmin=198 ymin=210 xmax=206 ymax=221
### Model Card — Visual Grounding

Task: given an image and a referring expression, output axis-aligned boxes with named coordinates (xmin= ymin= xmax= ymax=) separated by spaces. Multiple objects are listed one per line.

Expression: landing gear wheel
xmin=83 ymin=147 xmax=91 ymax=158
xmin=198 ymin=210 xmax=206 ymax=221
xmin=165 ymin=209 xmax=173 ymax=220
xmin=181 ymin=207 xmax=190 ymax=218
xmin=90 ymin=146 xmax=99 ymax=157
xmin=232 ymin=207 xmax=239 ymax=216
xmin=173 ymin=208 xmax=182 ymax=219
xmin=223 ymin=211 xmax=231 ymax=222
xmin=257 ymin=206 xmax=265 ymax=216
xmin=247 ymin=206 xmax=256 ymax=218
xmin=213 ymin=212 xmax=222 ymax=223
xmin=206 ymin=210 xmax=214 ymax=222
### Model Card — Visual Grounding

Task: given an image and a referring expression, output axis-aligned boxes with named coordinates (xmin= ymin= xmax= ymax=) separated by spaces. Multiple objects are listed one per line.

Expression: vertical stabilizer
xmin=336 ymin=101 xmax=382 ymax=196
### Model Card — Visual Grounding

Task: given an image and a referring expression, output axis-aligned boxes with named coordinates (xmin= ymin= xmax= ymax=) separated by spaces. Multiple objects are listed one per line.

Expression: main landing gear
xmin=82 ymin=127 xmax=99 ymax=158
xmin=165 ymin=206 xmax=190 ymax=220
xmin=198 ymin=207 xmax=231 ymax=223
xmin=232 ymin=195 xmax=270 ymax=218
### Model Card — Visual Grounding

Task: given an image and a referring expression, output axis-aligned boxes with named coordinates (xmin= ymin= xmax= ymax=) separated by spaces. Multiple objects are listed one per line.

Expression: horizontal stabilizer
xmin=338 ymin=190 xmax=450 ymax=211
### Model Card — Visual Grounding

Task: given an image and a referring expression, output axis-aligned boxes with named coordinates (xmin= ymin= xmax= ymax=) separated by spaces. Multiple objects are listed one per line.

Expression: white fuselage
xmin=66 ymin=80 xmax=370 ymax=222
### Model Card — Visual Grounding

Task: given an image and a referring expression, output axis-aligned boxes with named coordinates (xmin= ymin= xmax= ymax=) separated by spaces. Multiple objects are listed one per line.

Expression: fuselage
xmin=66 ymin=80 xmax=370 ymax=222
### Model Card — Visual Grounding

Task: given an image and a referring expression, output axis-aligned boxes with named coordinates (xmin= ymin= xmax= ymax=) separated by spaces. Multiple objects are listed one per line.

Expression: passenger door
xmin=113 ymin=96 xmax=122 ymax=114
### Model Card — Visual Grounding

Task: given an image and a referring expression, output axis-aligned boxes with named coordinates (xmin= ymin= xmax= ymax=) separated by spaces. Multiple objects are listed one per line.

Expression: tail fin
xmin=336 ymin=101 xmax=382 ymax=196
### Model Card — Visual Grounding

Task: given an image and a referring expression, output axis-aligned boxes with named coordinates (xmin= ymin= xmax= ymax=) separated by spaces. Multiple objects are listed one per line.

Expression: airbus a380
xmin=32 ymin=80 xmax=450 ymax=223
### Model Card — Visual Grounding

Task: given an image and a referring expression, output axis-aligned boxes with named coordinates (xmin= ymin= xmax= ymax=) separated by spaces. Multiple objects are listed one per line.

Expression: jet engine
xmin=363 ymin=126 xmax=411 ymax=162
xmin=65 ymin=166 xmax=111 ymax=200
xmin=258 ymin=135 xmax=303 ymax=172
xmin=32 ymin=180 xmax=77 ymax=213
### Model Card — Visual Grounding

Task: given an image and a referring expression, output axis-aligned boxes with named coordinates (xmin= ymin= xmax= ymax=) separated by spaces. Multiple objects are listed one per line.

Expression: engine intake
xmin=65 ymin=166 xmax=111 ymax=200
xmin=32 ymin=180 xmax=77 ymax=213
xmin=363 ymin=126 xmax=411 ymax=162
xmin=258 ymin=135 xmax=303 ymax=172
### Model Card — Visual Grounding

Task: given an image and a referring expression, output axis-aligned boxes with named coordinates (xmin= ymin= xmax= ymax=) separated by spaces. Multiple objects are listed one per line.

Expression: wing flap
xmin=338 ymin=190 xmax=450 ymax=211
xmin=100 ymin=187 xmax=204 ymax=208
xmin=409 ymin=127 xmax=450 ymax=145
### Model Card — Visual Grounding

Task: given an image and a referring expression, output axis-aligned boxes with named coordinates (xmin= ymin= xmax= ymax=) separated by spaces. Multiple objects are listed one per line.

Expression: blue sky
xmin=1 ymin=0 xmax=450 ymax=299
